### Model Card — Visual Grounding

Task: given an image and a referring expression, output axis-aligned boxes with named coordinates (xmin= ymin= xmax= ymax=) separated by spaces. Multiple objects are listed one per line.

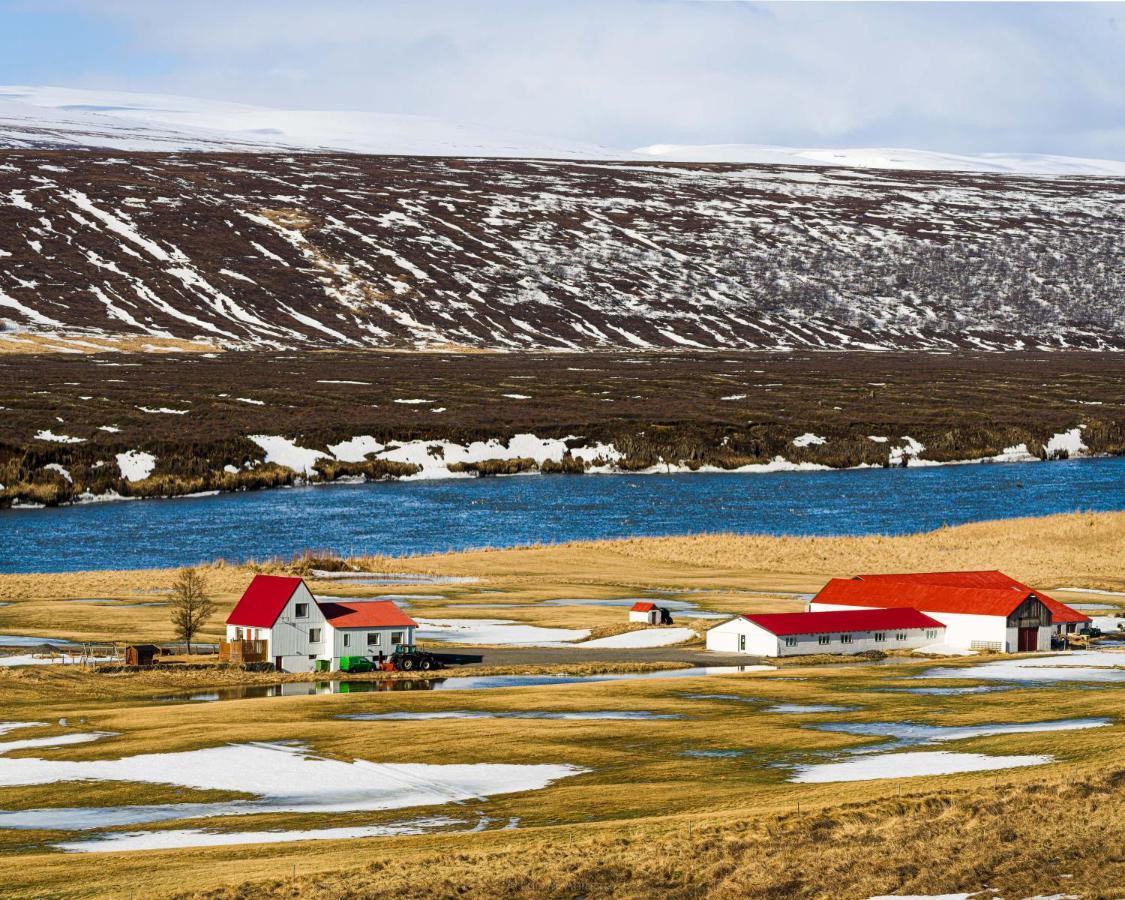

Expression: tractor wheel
xmin=400 ymin=657 xmax=415 ymax=671
xmin=420 ymin=659 xmax=433 ymax=671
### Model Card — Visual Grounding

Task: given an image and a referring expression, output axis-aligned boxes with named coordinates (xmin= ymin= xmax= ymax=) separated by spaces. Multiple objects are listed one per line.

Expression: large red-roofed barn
xmin=705 ymin=606 xmax=944 ymax=656
xmin=225 ymin=574 xmax=417 ymax=672
xmin=807 ymin=571 xmax=1089 ymax=653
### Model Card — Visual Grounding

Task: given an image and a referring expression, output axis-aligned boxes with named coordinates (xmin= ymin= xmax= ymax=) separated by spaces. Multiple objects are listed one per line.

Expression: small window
xmin=840 ymin=634 xmax=852 ymax=644
xmin=294 ymin=603 xmax=309 ymax=618
xmin=367 ymin=632 xmax=382 ymax=647
xmin=784 ymin=636 xmax=798 ymax=647
xmin=234 ymin=627 xmax=243 ymax=640
xmin=818 ymin=634 xmax=830 ymax=645
xmin=391 ymin=631 xmax=404 ymax=645
xmin=874 ymin=632 xmax=886 ymax=643
xmin=926 ymin=629 xmax=937 ymax=640
xmin=896 ymin=632 xmax=907 ymax=641
xmin=309 ymin=628 xmax=322 ymax=643
xmin=343 ymin=633 xmax=351 ymax=648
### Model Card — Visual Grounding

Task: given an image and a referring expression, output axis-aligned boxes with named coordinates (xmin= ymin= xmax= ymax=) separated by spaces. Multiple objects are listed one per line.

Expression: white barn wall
xmin=809 ymin=602 xmax=1012 ymax=651
xmin=705 ymin=616 xmax=942 ymax=657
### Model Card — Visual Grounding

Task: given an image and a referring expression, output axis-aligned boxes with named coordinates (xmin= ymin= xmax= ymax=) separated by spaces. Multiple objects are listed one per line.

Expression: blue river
xmin=1 ymin=457 xmax=1122 ymax=573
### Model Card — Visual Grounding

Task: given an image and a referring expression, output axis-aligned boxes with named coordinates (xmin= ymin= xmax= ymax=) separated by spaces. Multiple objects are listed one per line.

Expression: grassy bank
xmin=2 ymin=350 xmax=1122 ymax=506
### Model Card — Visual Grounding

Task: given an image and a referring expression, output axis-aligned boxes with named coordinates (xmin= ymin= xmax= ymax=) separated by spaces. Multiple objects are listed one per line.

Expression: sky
xmin=1 ymin=0 xmax=1124 ymax=157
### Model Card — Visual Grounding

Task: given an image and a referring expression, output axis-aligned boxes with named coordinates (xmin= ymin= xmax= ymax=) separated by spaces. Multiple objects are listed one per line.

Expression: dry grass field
xmin=0 ymin=512 xmax=1122 ymax=898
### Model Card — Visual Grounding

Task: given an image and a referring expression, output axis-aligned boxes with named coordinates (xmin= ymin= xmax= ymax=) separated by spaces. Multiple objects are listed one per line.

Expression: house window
xmin=784 ymin=636 xmax=798 ymax=647
xmin=367 ymin=632 xmax=382 ymax=647
xmin=391 ymin=631 xmax=404 ymax=645
xmin=309 ymin=628 xmax=322 ymax=643
xmin=818 ymin=634 xmax=830 ymax=645
xmin=874 ymin=632 xmax=886 ymax=642
xmin=896 ymin=633 xmax=907 ymax=641
xmin=294 ymin=603 xmax=309 ymax=618
xmin=840 ymin=634 xmax=852 ymax=644
xmin=234 ymin=627 xmax=243 ymax=640
xmin=343 ymin=633 xmax=351 ymax=648
xmin=926 ymin=629 xmax=938 ymax=640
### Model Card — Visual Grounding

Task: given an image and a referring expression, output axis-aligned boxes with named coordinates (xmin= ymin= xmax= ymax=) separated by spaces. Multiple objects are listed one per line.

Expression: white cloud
xmin=23 ymin=1 xmax=1125 ymax=157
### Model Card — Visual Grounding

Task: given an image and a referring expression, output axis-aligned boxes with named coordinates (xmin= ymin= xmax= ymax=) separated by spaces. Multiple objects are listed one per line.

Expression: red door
xmin=1018 ymin=627 xmax=1038 ymax=652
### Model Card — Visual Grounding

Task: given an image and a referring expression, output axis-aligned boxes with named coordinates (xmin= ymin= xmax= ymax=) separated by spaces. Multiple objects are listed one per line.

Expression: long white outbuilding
xmin=705 ymin=607 xmax=944 ymax=657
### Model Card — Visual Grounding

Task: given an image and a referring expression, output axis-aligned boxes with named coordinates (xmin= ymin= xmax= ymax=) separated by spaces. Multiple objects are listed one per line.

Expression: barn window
xmin=234 ymin=627 xmax=243 ymax=640
xmin=818 ymin=634 xmax=830 ymax=645
xmin=343 ymin=633 xmax=351 ymax=648
xmin=840 ymin=634 xmax=852 ymax=644
xmin=294 ymin=603 xmax=309 ymax=618
xmin=784 ymin=636 xmax=798 ymax=647
xmin=874 ymin=632 xmax=886 ymax=642
xmin=391 ymin=631 xmax=404 ymax=645
xmin=926 ymin=629 xmax=938 ymax=639
xmin=308 ymin=628 xmax=322 ymax=643
xmin=896 ymin=632 xmax=906 ymax=641
xmin=367 ymin=632 xmax=382 ymax=647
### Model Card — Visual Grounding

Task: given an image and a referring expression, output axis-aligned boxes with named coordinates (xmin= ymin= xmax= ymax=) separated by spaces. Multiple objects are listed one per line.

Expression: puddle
xmin=680 ymin=749 xmax=743 ymax=758
xmin=150 ymin=666 xmax=772 ymax=705
xmin=341 ymin=710 xmax=682 ymax=721
xmin=415 ymin=618 xmax=591 ymax=646
xmin=0 ymin=724 xmax=584 ymax=835
xmin=871 ymin=686 xmax=1011 ymax=696
xmin=922 ymin=652 xmax=1125 ymax=683
xmin=767 ymin=704 xmax=860 ymax=714
xmin=679 ymin=693 xmax=761 ymax=704
xmin=310 ymin=572 xmax=477 ymax=585
xmin=1071 ymin=603 xmax=1118 ymax=611
xmin=0 ymin=635 xmax=78 ymax=647
xmin=811 ymin=717 xmax=1109 ymax=751
xmin=789 ymin=750 xmax=1052 ymax=783
xmin=56 ymin=816 xmax=460 ymax=853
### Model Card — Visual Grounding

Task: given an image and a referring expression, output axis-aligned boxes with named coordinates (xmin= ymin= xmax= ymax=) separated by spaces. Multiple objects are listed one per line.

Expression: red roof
xmin=317 ymin=600 xmax=417 ymax=629
xmin=811 ymin=572 xmax=1089 ymax=623
xmin=630 ymin=602 xmax=656 ymax=612
xmin=743 ymin=607 xmax=943 ymax=637
xmin=849 ymin=571 xmax=1089 ymax=623
xmin=226 ymin=575 xmax=305 ymax=627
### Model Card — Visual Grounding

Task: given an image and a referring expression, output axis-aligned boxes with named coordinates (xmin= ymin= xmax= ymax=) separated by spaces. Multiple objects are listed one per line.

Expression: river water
xmin=2 ymin=458 xmax=1122 ymax=573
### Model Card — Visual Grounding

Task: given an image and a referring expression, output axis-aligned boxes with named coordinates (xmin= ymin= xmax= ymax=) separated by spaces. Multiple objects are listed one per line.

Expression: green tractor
xmin=390 ymin=644 xmax=443 ymax=671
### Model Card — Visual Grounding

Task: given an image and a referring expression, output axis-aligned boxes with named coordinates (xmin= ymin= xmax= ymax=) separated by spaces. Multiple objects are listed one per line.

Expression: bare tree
xmin=169 ymin=568 xmax=215 ymax=654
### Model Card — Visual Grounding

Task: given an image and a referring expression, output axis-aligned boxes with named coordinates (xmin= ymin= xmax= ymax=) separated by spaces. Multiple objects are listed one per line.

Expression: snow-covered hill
xmin=0 ymin=85 xmax=624 ymax=159
xmin=1 ymin=150 xmax=1122 ymax=351
xmin=4 ymin=86 xmax=1125 ymax=176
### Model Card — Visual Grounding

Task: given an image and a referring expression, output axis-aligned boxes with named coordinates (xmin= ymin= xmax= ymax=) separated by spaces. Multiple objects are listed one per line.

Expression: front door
xmin=738 ymin=634 xmax=746 ymax=652
xmin=1018 ymin=627 xmax=1038 ymax=652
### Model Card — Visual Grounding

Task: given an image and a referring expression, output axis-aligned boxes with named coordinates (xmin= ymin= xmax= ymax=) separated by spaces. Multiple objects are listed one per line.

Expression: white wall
xmin=707 ymin=615 xmax=942 ymax=657
xmin=329 ymin=624 xmax=415 ymax=665
xmin=809 ymin=602 xmax=1007 ymax=652
xmin=268 ymin=582 xmax=327 ymax=660
xmin=705 ymin=617 xmax=777 ymax=655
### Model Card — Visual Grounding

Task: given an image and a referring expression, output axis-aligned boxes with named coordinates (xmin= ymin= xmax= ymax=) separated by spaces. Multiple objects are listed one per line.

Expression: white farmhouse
xmin=807 ymin=571 xmax=1089 ymax=653
xmin=224 ymin=574 xmax=417 ymax=672
xmin=705 ymin=607 xmax=943 ymax=657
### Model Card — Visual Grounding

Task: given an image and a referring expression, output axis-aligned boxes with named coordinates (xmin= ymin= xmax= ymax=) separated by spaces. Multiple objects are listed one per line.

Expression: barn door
xmin=1018 ymin=627 xmax=1038 ymax=652
xmin=738 ymin=634 xmax=746 ymax=652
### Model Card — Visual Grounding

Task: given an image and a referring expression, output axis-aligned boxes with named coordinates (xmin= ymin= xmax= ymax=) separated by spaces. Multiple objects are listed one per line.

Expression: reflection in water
xmin=152 ymin=665 xmax=770 ymax=704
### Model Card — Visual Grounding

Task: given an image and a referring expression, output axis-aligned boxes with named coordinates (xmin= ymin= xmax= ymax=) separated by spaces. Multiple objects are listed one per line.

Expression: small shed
xmin=629 ymin=601 xmax=673 ymax=625
xmin=125 ymin=644 xmax=160 ymax=667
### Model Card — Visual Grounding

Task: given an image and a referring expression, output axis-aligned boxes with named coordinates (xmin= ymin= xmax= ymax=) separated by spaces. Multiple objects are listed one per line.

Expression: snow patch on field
xmin=576 ymin=627 xmax=696 ymax=649
xmin=0 ymin=724 xmax=584 ymax=841
xmin=922 ymin=651 xmax=1125 ymax=683
xmin=789 ymin=750 xmax=1051 ymax=783
xmin=326 ymin=435 xmax=384 ymax=462
xmin=115 ymin=451 xmax=156 ymax=482
xmin=34 ymin=429 xmax=84 ymax=444
xmin=247 ymin=435 xmax=327 ymax=475
xmin=888 ymin=436 xmax=925 ymax=465
xmin=1045 ymin=427 xmax=1088 ymax=458
xmin=43 ymin=463 xmax=72 ymax=483
xmin=414 ymin=618 xmax=591 ymax=646
xmin=792 ymin=433 xmax=826 ymax=448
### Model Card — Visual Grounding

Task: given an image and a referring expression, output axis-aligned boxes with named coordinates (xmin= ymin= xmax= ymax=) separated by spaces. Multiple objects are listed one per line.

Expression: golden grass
xmin=0 ymin=332 xmax=218 ymax=355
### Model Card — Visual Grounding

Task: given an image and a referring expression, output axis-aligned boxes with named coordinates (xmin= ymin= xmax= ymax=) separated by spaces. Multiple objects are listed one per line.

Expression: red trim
xmin=743 ymin=607 xmax=942 ymax=637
